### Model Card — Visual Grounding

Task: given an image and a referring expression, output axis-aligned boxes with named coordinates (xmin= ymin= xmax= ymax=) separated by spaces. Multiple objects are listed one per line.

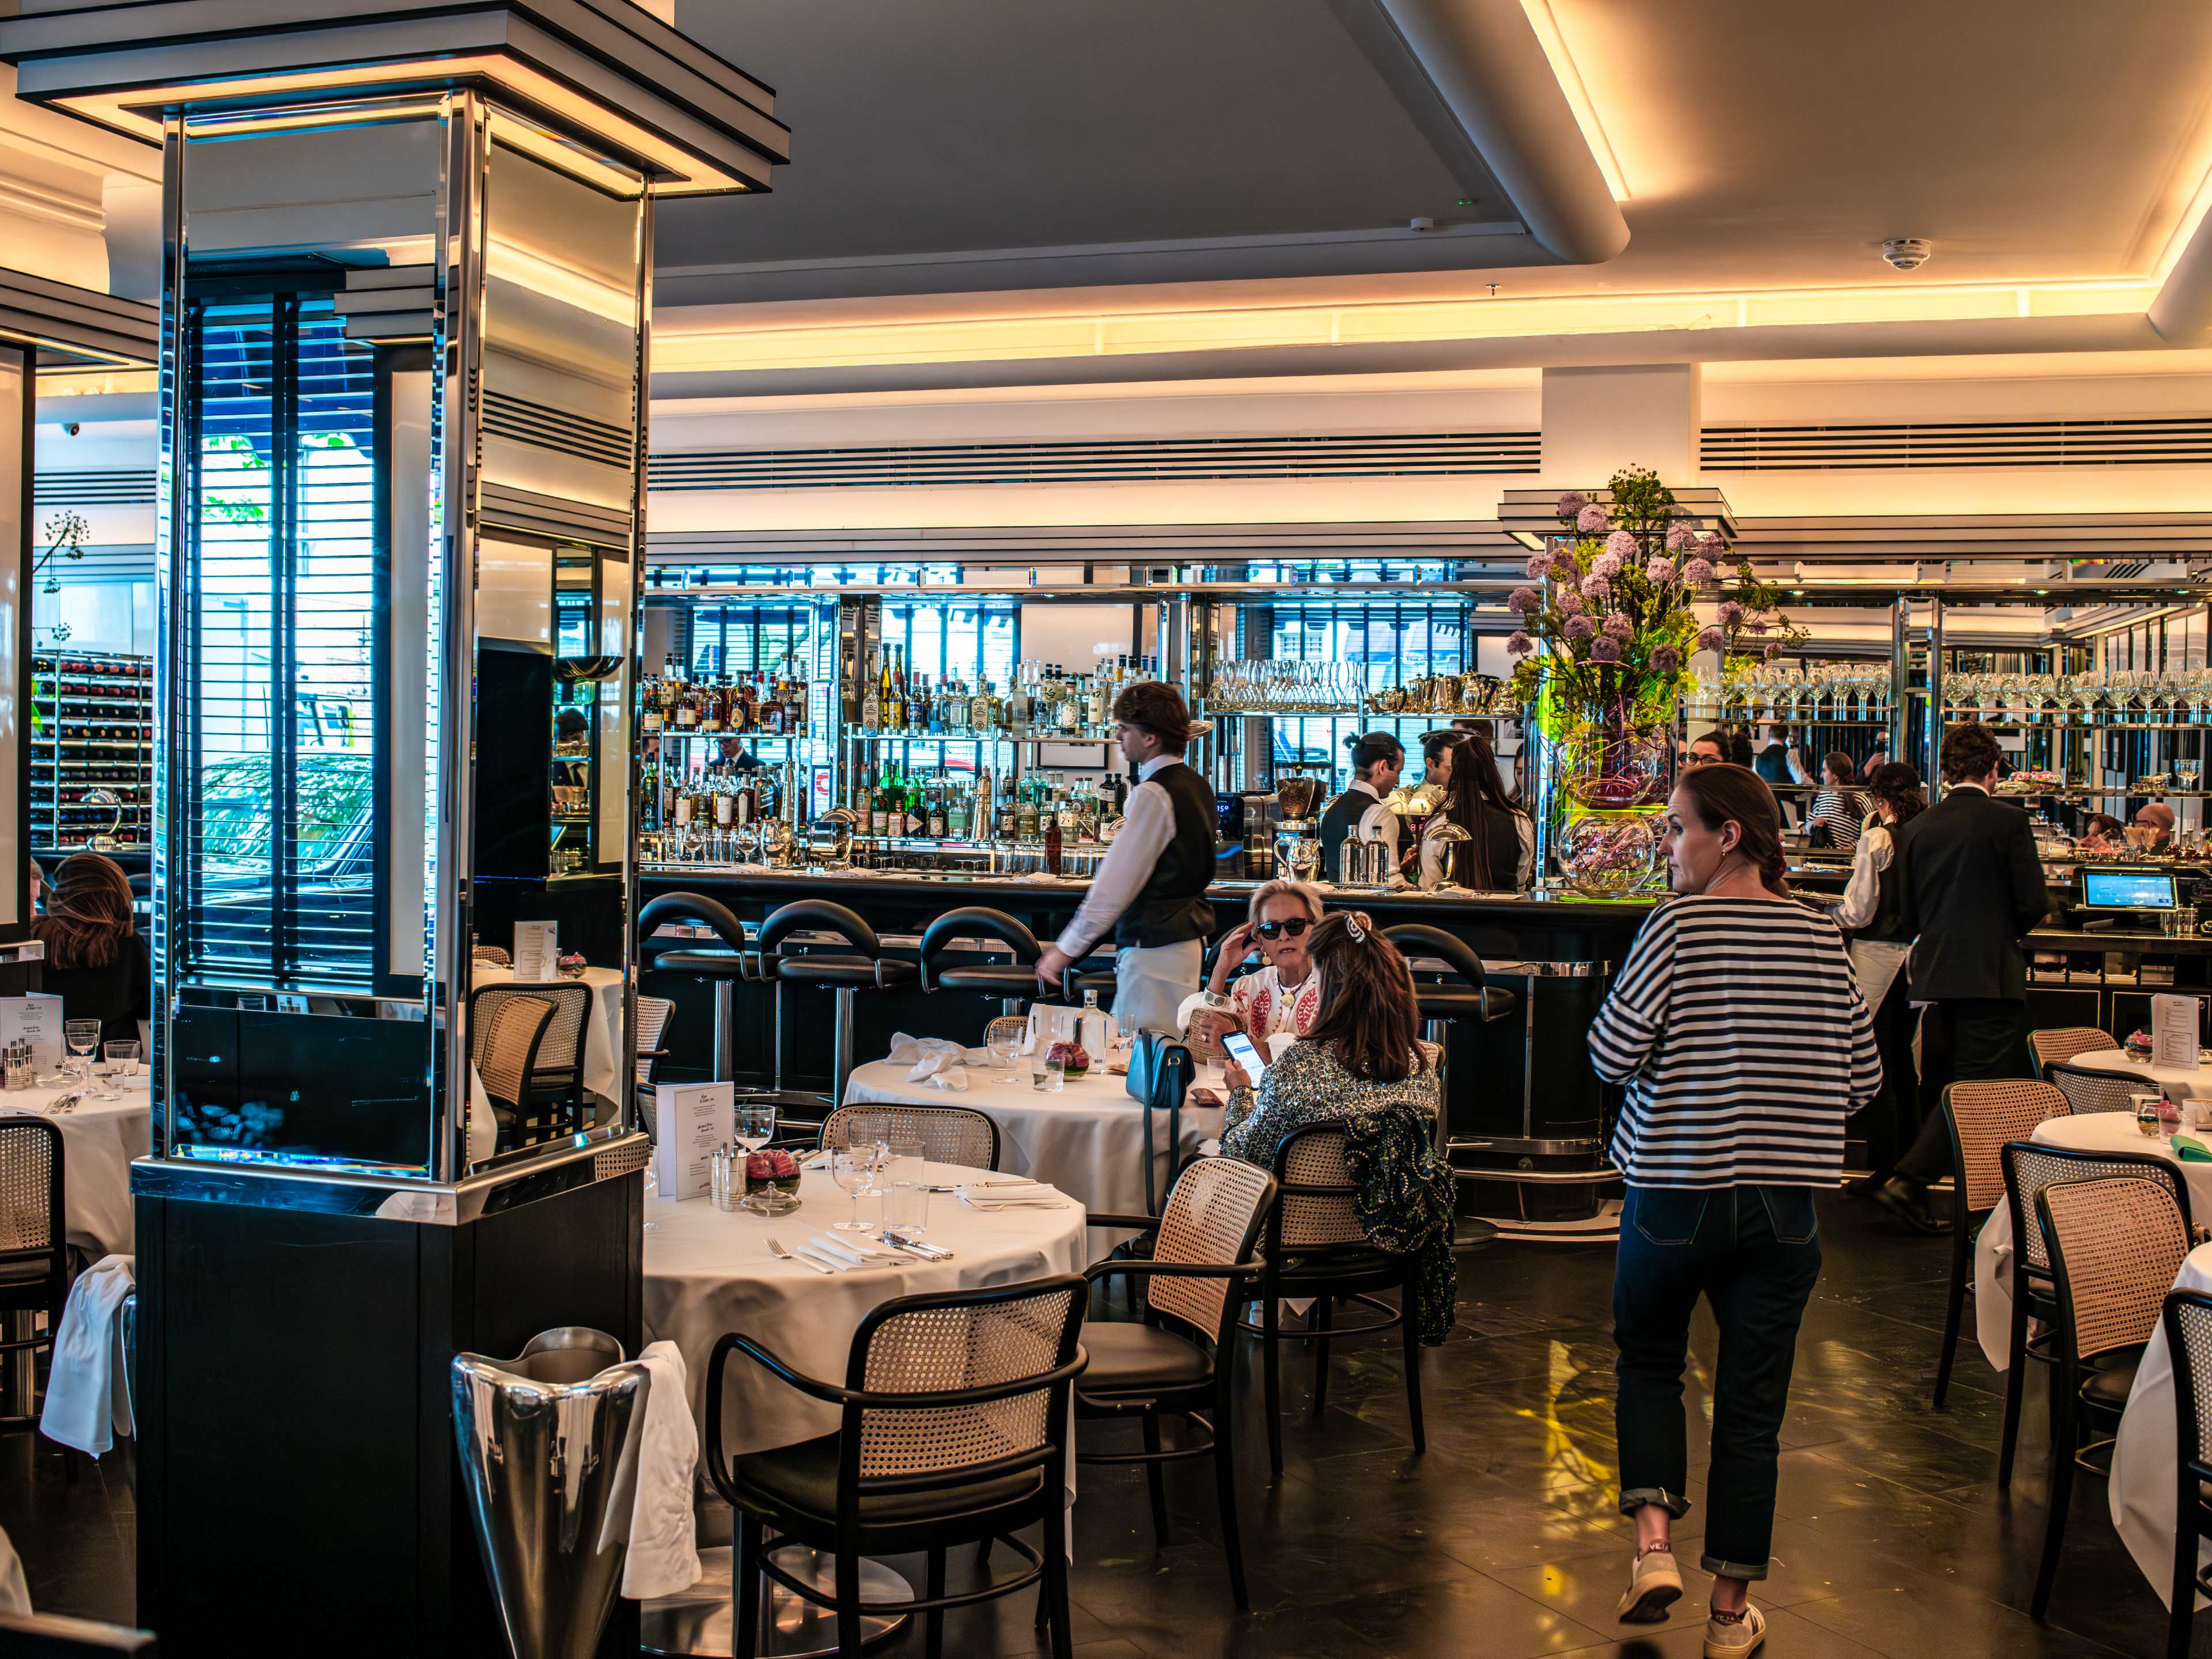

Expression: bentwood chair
xmin=1933 ymin=1080 xmax=2070 ymax=1410
xmin=705 ymin=1278 xmax=1088 ymax=1659
xmin=2041 ymin=1060 xmax=2146 ymax=1116
xmin=819 ymin=1104 xmax=1001 ymax=1172
xmin=1248 ymin=1121 xmax=1429 ymax=1474
xmin=2158 ymin=1288 xmax=2212 ymax=1658
xmin=1996 ymin=1142 xmax=2191 ymax=1488
xmin=634 ymin=995 xmax=676 ymax=1139
xmin=2032 ymin=1176 xmax=2192 ymax=1619
xmin=1075 ymin=1156 xmax=1275 ymax=1609
xmin=469 ymin=982 xmax=589 ymax=1143
xmin=474 ymin=994 xmax=558 ymax=1151
xmin=2030 ymin=1027 xmax=2117 ymax=1080
xmin=0 ymin=1118 xmax=67 ymax=1435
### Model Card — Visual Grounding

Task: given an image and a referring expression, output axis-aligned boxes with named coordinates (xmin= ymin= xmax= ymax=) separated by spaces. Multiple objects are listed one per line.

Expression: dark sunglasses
xmin=1254 ymin=917 xmax=1312 ymax=941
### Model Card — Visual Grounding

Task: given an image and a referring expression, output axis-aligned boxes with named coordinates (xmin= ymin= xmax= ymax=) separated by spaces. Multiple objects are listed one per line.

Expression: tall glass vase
xmin=1550 ymin=699 xmax=1672 ymax=898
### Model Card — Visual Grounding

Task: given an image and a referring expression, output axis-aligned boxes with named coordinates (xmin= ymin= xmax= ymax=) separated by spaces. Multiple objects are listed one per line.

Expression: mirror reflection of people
xmin=1419 ymin=729 xmax=1532 ymax=892
xmin=1319 ymin=732 xmax=1404 ymax=881
xmin=27 ymin=857 xmax=43 ymax=915
xmin=33 ymin=853 xmax=150 ymax=1047
xmin=2133 ymin=802 xmax=2176 ymax=853
xmin=1682 ymin=732 xmax=1727 ymax=770
xmin=2076 ymin=813 xmax=2126 ymax=855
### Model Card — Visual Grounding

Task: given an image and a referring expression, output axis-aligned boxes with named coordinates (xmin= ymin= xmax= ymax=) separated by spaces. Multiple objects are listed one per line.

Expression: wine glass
xmin=733 ymin=1100 xmax=776 ymax=1210
xmin=831 ymin=1145 xmax=878 ymax=1233
xmin=63 ymin=1019 xmax=100 ymax=1088
xmin=985 ymin=1015 xmax=1026 ymax=1083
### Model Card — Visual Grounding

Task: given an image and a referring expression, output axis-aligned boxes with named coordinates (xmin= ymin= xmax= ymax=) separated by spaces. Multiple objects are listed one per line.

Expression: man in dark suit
xmin=1875 ymin=722 xmax=2052 ymax=1233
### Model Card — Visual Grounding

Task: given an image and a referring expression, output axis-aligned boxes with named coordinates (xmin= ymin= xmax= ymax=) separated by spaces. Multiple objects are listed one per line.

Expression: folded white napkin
xmin=0 ymin=1524 xmax=25 ymax=1615
xmin=40 ymin=1253 xmax=134 ymax=1457
xmin=959 ymin=1182 xmax=1068 ymax=1210
xmin=921 ymin=1067 xmax=971 ymax=1092
xmin=887 ymin=1033 xmax=968 ymax=1071
xmin=614 ymin=1340 xmax=701 ymax=1600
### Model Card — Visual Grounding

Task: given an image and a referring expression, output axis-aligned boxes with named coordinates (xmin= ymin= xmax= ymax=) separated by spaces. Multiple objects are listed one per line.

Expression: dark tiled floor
xmin=3 ymin=1195 xmax=2189 ymax=1655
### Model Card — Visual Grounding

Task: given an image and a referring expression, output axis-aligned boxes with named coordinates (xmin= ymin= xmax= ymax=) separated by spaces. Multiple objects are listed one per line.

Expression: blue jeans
xmin=1613 ymin=1183 xmax=1823 ymax=1580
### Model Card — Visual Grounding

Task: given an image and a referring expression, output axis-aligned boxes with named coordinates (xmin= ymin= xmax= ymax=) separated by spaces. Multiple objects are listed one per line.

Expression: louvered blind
xmin=180 ymin=294 xmax=380 ymax=991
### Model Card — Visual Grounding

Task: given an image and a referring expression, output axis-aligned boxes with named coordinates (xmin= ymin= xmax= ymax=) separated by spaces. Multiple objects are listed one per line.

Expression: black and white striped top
xmin=1589 ymin=896 xmax=1882 ymax=1188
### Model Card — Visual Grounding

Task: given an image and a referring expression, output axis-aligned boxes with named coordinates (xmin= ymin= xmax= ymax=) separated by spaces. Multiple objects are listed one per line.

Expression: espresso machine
xmin=1274 ymin=774 xmax=1326 ymax=883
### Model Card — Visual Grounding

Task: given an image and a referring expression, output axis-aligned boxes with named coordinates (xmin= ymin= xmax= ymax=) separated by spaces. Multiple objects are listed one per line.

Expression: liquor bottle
xmin=888 ymin=649 xmax=908 ymax=733
xmin=969 ymin=678 xmax=993 ymax=735
xmin=946 ymin=778 xmax=971 ymax=839
xmin=764 ymin=674 xmax=787 ymax=736
xmin=903 ymin=772 xmax=926 ymax=836
xmin=1087 ymin=671 xmax=1109 ymax=733
xmin=871 ymin=765 xmax=893 ymax=837
xmin=1044 ymin=806 xmax=1063 ymax=876
xmin=926 ymin=774 xmax=947 ymax=839
xmin=861 ymin=652 xmax=882 ymax=733
xmin=641 ymin=675 xmax=664 ymax=733
xmin=1014 ymin=774 xmax=1040 ymax=842
xmin=699 ymin=681 xmax=723 ymax=734
xmin=674 ymin=682 xmax=698 ymax=729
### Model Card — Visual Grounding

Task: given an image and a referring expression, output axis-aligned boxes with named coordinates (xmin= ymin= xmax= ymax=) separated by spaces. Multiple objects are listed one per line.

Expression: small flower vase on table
xmin=743 ymin=1147 xmax=803 ymax=1214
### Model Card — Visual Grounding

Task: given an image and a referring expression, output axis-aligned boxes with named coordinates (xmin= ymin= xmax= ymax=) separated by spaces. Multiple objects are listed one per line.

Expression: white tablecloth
xmin=2070 ymin=1048 xmax=2212 ymax=1101
xmin=643 ymin=1162 xmax=1089 ymax=1459
xmin=0 ymin=1073 xmax=151 ymax=1256
xmin=842 ymin=1056 xmax=1224 ymax=1218
xmin=476 ymin=965 xmax=626 ymax=1101
xmin=1975 ymin=1111 xmax=2212 ymax=1369
xmin=2112 ymin=1241 xmax=2212 ymax=1611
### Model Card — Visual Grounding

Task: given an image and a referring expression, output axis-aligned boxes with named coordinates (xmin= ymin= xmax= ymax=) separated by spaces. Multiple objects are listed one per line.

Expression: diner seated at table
xmin=32 ymin=853 xmax=149 ymax=1048
xmin=2075 ymin=812 xmax=2127 ymax=855
xmin=1216 ymin=910 xmax=1440 ymax=1157
xmin=2134 ymin=801 xmax=2176 ymax=853
xmin=1176 ymin=877 xmax=1323 ymax=1060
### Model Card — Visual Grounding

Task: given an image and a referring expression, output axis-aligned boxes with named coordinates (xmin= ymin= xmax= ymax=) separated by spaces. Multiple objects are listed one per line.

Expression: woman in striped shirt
xmin=1804 ymin=751 xmax=1865 ymax=851
xmin=1588 ymin=764 xmax=1880 ymax=1658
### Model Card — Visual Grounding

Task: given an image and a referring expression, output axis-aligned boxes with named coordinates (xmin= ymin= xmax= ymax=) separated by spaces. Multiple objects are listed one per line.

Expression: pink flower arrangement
xmin=1556 ymin=490 xmax=1590 ymax=518
xmin=1699 ymin=532 xmax=1728 ymax=559
xmin=1604 ymin=529 xmax=1638 ymax=561
xmin=1651 ymin=645 xmax=1681 ymax=673
xmin=1581 ymin=573 xmax=1612 ymax=600
xmin=1665 ymin=521 xmax=1698 ymax=552
xmin=1507 ymin=630 xmax=1534 ymax=656
xmin=1565 ymin=614 xmax=1596 ymax=641
xmin=1696 ymin=626 xmax=1726 ymax=652
xmin=1680 ymin=558 xmax=1717 ymax=584
xmin=1716 ymin=600 xmax=1745 ymax=626
xmin=1576 ymin=502 xmax=1609 ymax=533
xmin=1645 ymin=557 xmax=1675 ymax=584
xmin=1558 ymin=589 xmax=1585 ymax=615
xmin=1589 ymin=551 xmax=1624 ymax=581
xmin=1508 ymin=586 xmax=1540 ymax=613
xmin=1525 ymin=552 xmax=1554 ymax=578
xmin=1602 ymin=613 xmax=1635 ymax=641
xmin=1590 ymin=637 xmax=1622 ymax=663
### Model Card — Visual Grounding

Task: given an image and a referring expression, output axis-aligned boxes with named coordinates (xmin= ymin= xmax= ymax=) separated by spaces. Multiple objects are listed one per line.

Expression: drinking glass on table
xmin=883 ymin=1177 xmax=929 ymax=1238
xmin=985 ymin=1016 xmax=1026 ymax=1084
xmin=734 ymin=1100 xmax=777 ymax=1210
xmin=831 ymin=1146 xmax=881 ymax=1233
xmin=63 ymin=1020 xmax=100 ymax=1086
xmin=104 ymin=1039 xmax=139 ymax=1083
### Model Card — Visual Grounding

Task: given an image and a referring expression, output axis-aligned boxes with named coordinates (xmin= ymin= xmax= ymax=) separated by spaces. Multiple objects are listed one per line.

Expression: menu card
xmin=2152 ymin=993 xmax=2203 ymax=1071
xmin=513 ymin=919 xmax=559 ymax=982
xmin=0 ymin=993 xmax=61 ymax=1077
xmin=653 ymin=1081 xmax=733 ymax=1202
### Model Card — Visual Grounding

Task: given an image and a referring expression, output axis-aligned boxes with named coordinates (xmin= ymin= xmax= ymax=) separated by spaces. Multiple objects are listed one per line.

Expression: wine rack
xmin=32 ymin=650 xmax=153 ymax=857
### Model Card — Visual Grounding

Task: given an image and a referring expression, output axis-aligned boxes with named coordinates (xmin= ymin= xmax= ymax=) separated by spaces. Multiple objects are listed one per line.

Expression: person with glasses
xmin=1683 ymin=732 xmax=1727 ymax=768
xmin=1178 ymin=877 xmax=1324 ymax=1061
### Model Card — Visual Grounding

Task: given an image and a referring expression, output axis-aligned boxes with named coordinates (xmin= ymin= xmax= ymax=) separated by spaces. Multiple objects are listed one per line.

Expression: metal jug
xmin=452 ymin=1327 xmax=652 ymax=1659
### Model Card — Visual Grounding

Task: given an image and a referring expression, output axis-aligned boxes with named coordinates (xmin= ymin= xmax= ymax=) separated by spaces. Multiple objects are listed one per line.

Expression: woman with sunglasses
xmin=1177 ymin=878 xmax=1324 ymax=1063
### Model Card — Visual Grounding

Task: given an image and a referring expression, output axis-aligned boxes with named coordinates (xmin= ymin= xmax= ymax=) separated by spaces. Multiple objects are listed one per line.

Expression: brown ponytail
xmin=1675 ymin=763 xmax=1790 ymax=896
xmin=1302 ymin=911 xmax=1424 ymax=1083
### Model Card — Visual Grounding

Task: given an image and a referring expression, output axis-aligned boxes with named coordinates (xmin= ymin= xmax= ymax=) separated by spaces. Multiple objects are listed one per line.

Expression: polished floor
xmin=3 ymin=1195 xmax=2183 ymax=1657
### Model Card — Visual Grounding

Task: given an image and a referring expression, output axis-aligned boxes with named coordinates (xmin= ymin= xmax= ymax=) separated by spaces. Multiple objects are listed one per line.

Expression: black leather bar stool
xmin=918 ymin=906 xmax=1042 ymax=1016
xmin=759 ymin=900 xmax=919 ymax=1112
xmin=1382 ymin=923 xmax=1516 ymax=1162
xmin=637 ymin=892 xmax=753 ymax=1084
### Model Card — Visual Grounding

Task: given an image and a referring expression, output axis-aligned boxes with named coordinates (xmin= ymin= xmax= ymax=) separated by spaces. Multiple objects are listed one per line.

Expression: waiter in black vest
xmin=1319 ymin=732 xmax=1404 ymax=883
xmin=1036 ymin=682 xmax=1217 ymax=1037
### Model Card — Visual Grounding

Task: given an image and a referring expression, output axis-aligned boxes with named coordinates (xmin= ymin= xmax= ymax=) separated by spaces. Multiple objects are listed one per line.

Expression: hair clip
xmin=1345 ymin=910 xmax=1369 ymax=943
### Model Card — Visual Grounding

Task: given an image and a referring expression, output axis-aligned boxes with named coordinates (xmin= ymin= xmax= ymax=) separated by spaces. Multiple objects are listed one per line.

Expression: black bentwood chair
xmin=2160 ymin=1289 xmax=2212 ymax=1659
xmin=706 ymin=1278 xmax=1088 ymax=1659
xmin=1074 ymin=1156 xmax=1275 ymax=1610
xmin=0 ymin=1118 xmax=67 ymax=1435
xmin=1995 ymin=1141 xmax=2192 ymax=1490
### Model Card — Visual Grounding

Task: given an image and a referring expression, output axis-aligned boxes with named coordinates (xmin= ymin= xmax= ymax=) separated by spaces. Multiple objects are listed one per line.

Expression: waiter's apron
xmin=1112 ymin=938 xmax=1204 ymax=1039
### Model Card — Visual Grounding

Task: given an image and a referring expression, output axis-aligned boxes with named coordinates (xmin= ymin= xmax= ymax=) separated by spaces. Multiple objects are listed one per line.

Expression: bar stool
xmin=637 ymin=892 xmax=753 ymax=1084
xmin=1381 ymin=923 xmax=1516 ymax=1162
xmin=918 ymin=906 xmax=1042 ymax=1016
xmin=759 ymin=899 xmax=919 ymax=1112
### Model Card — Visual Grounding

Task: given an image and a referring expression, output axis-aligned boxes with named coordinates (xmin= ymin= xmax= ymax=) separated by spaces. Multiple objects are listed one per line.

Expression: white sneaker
xmin=1616 ymin=1546 xmax=1683 ymax=1623
xmin=1705 ymin=1601 xmax=1766 ymax=1658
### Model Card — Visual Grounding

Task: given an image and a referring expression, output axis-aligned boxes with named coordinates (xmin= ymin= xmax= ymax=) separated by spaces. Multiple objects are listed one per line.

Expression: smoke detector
xmin=1882 ymin=237 xmax=1933 ymax=271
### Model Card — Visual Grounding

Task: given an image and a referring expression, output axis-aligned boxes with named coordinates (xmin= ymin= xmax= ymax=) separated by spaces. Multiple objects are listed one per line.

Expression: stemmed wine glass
xmin=986 ymin=1015 xmax=1027 ymax=1084
xmin=63 ymin=1019 xmax=100 ymax=1089
xmin=831 ymin=1145 xmax=879 ymax=1233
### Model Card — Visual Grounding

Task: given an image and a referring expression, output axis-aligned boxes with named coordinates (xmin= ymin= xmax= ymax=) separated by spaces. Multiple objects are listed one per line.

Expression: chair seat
xmin=1075 ymin=1320 xmax=1215 ymax=1392
xmin=1412 ymin=986 xmax=1517 ymax=1023
xmin=0 ymin=1257 xmax=55 ymax=1287
xmin=728 ymin=1432 xmax=1043 ymax=1524
xmin=777 ymin=957 xmax=920 ymax=990
xmin=653 ymin=948 xmax=750 ymax=978
xmin=938 ymin=965 xmax=1037 ymax=993
xmin=2080 ymin=1349 xmax=2145 ymax=1412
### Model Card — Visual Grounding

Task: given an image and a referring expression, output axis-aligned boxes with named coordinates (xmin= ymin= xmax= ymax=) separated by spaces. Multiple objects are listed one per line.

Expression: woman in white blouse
xmin=1177 ymin=878 xmax=1324 ymax=1058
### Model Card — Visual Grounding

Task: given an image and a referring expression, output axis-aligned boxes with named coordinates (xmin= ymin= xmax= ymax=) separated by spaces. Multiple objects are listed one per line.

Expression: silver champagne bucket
xmin=452 ymin=1327 xmax=652 ymax=1659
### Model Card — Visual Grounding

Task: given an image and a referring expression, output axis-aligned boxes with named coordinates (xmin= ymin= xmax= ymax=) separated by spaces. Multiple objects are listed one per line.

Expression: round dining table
xmin=2067 ymin=1047 xmax=2212 ymax=1101
xmin=2111 ymin=1241 xmax=2212 ymax=1615
xmin=0 ymin=1070 xmax=151 ymax=1257
xmin=640 ymin=1161 xmax=1090 ymax=1657
xmin=1972 ymin=1108 xmax=2212 ymax=1369
xmin=840 ymin=1052 xmax=1225 ymax=1217
xmin=474 ymin=964 xmax=626 ymax=1102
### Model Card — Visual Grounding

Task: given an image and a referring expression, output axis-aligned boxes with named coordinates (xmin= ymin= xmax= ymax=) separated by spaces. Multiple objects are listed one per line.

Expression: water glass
xmin=986 ymin=1015 xmax=1026 ymax=1084
xmin=1031 ymin=1049 xmax=1050 ymax=1089
xmin=63 ymin=1020 xmax=100 ymax=1085
xmin=884 ymin=1179 xmax=929 ymax=1237
xmin=2135 ymin=1093 xmax=2165 ymax=1138
xmin=1044 ymin=1054 xmax=1066 ymax=1092
xmin=104 ymin=1039 xmax=139 ymax=1081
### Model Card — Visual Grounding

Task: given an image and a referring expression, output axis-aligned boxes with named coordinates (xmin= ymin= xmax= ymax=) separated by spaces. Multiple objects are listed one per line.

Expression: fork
xmin=767 ymin=1236 xmax=835 ymax=1275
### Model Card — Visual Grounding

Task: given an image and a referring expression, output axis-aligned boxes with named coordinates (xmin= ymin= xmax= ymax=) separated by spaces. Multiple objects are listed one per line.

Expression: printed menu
xmin=513 ymin=919 xmax=559 ymax=982
xmin=2152 ymin=993 xmax=2203 ymax=1071
xmin=653 ymin=1081 xmax=734 ymax=1202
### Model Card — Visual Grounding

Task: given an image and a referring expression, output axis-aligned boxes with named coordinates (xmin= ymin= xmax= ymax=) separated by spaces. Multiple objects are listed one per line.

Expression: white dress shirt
xmin=1346 ymin=778 xmax=1400 ymax=865
xmin=1057 ymin=754 xmax=1188 ymax=959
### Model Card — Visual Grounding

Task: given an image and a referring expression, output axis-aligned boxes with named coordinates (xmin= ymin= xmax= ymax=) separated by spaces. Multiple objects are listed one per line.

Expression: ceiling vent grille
xmin=35 ymin=469 xmax=156 ymax=506
xmin=648 ymin=430 xmax=1539 ymax=491
xmin=1704 ymin=419 xmax=2212 ymax=471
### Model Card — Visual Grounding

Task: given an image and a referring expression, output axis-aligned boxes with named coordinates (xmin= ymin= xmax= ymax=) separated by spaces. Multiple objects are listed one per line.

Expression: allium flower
xmin=1603 ymin=613 xmax=1635 ymax=641
xmin=1506 ymin=630 xmax=1535 ymax=656
xmin=1525 ymin=552 xmax=1554 ymax=579
xmin=1716 ymin=600 xmax=1745 ymax=627
xmin=1651 ymin=645 xmax=1681 ymax=674
xmin=1680 ymin=558 xmax=1717 ymax=585
xmin=1565 ymin=614 xmax=1596 ymax=641
xmin=1665 ymin=521 xmax=1698 ymax=552
xmin=1576 ymin=502 xmax=1609 ymax=534
xmin=1605 ymin=529 xmax=1638 ymax=561
xmin=1507 ymin=586 xmax=1540 ymax=613
xmin=1764 ymin=642 xmax=1782 ymax=660
xmin=1696 ymin=626 xmax=1726 ymax=652
xmin=1551 ymin=540 xmax=1581 ymax=574
xmin=1556 ymin=490 xmax=1589 ymax=520
xmin=1581 ymin=573 xmax=1611 ymax=600
xmin=1744 ymin=619 xmax=1768 ymax=635
xmin=1699 ymin=532 xmax=1728 ymax=558
xmin=1646 ymin=557 xmax=1676 ymax=584
xmin=1558 ymin=589 xmax=1585 ymax=615
xmin=1590 ymin=636 xmax=1622 ymax=663
xmin=1588 ymin=551 xmax=1624 ymax=581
